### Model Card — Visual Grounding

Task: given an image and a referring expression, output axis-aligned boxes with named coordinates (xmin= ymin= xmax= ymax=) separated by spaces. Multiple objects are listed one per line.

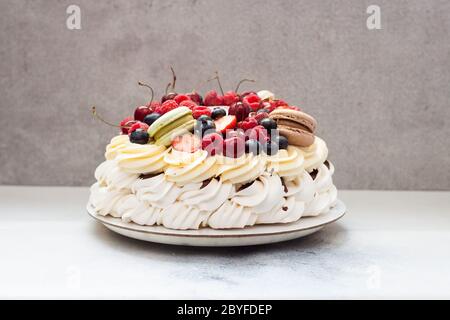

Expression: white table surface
xmin=0 ymin=186 xmax=449 ymax=299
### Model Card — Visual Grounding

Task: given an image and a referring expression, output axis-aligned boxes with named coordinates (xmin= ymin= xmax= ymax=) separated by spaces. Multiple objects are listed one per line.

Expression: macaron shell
xmin=278 ymin=125 xmax=315 ymax=147
xmin=154 ymin=114 xmax=194 ymax=140
xmin=148 ymin=107 xmax=192 ymax=138
xmin=155 ymin=119 xmax=196 ymax=147
xmin=269 ymin=109 xmax=317 ymax=133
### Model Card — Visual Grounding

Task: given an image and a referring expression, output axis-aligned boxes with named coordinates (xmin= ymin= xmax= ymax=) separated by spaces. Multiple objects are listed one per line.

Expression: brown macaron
xmin=269 ymin=109 xmax=317 ymax=147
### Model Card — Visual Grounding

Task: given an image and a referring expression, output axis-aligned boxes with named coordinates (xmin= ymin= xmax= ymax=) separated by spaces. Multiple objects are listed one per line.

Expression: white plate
xmin=87 ymin=200 xmax=346 ymax=247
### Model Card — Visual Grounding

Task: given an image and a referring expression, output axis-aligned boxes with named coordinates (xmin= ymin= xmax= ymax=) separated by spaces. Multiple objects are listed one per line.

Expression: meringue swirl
xmin=116 ymin=142 xmax=168 ymax=174
xmin=300 ymin=136 xmax=328 ymax=172
xmin=266 ymin=146 xmax=305 ymax=181
xmin=105 ymin=135 xmax=129 ymax=160
xmin=164 ymin=150 xmax=218 ymax=184
xmin=216 ymin=154 xmax=267 ymax=184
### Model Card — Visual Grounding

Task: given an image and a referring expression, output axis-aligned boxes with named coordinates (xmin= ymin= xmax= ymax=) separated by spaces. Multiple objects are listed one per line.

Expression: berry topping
xmin=129 ymin=129 xmax=149 ymax=144
xmin=243 ymin=93 xmax=261 ymax=104
xmin=254 ymin=111 xmax=269 ymax=123
xmin=274 ymin=135 xmax=288 ymax=150
xmin=174 ymin=94 xmax=190 ymax=104
xmin=222 ymin=91 xmax=239 ymax=106
xmin=245 ymin=139 xmax=261 ymax=155
xmin=214 ymin=115 xmax=237 ymax=134
xmin=134 ymin=105 xmax=152 ymax=121
xmin=194 ymin=119 xmax=216 ymax=138
xmin=155 ymin=99 xmax=178 ymax=115
xmin=179 ymin=100 xmax=198 ymax=110
xmin=128 ymin=122 xmax=149 ymax=136
xmin=246 ymin=125 xmax=268 ymax=142
xmin=228 ymin=102 xmax=250 ymax=122
xmin=196 ymin=114 xmax=213 ymax=123
xmin=260 ymin=118 xmax=277 ymax=131
xmin=264 ymin=140 xmax=279 ymax=155
xmin=171 ymin=133 xmax=201 ymax=153
xmin=238 ymin=117 xmax=258 ymax=131
xmin=119 ymin=116 xmax=134 ymax=134
xmin=161 ymin=92 xmax=177 ymax=103
xmin=201 ymin=132 xmax=224 ymax=156
xmin=148 ymin=101 xmax=161 ymax=111
xmin=223 ymin=136 xmax=245 ymax=158
xmin=211 ymin=107 xmax=227 ymax=120
xmin=186 ymin=91 xmax=203 ymax=105
xmin=192 ymin=105 xmax=212 ymax=119
xmin=143 ymin=113 xmax=161 ymax=126
xmin=204 ymin=90 xmax=224 ymax=106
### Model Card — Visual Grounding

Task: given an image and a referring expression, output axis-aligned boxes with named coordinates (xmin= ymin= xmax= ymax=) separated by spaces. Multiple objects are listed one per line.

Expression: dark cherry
xmin=245 ymin=139 xmax=261 ymax=155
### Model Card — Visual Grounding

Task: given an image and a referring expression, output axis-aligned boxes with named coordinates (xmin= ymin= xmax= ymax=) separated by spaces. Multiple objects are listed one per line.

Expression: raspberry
xmin=119 ymin=116 xmax=135 ymax=134
xmin=174 ymin=94 xmax=190 ymax=104
xmin=128 ymin=121 xmax=149 ymax=136
xmin=223 ymin=136 xmax=245 ymax=158
xmin=254 ymin=112 xmax=269 ymax=123
xmin=179 ymin=100 xmax=198 ymax=110
xmin=246 ymin=125 xmax=268 ymax=143
xmin=243 ymin=93 xmax=261 ymax=104
xmin=192 ymin=106 xmax=212 ymax=119
xmin=201 ymin=132 xmax=224 ymax=156
xmin=155 ymin=99 xmax=178 ymax=114
xmin=223 ymin=91 xmax=239 ymax=106
xmin=147 ymin=101 xmax=161 ymax=112
xmin=238 ymin=117 xmax=258 ymax=131
xmin=247 ymin=101 xmax=261 ymax=111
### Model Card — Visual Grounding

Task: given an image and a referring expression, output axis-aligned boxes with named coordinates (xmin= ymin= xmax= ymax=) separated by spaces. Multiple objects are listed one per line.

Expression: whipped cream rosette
xmin=89 ymin=83 xmax=338 ymax=230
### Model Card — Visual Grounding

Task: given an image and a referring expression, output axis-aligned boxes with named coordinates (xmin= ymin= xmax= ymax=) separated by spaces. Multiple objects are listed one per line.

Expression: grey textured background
xmin=1 ymin=0 xmax=449 ymax=190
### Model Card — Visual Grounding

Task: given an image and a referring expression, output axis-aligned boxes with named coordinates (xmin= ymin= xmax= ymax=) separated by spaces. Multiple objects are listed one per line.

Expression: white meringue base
xmin=89 ymin=160 xmax=338 ymax=230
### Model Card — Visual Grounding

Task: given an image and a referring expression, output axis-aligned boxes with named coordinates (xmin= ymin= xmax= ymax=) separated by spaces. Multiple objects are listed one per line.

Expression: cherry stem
xmin=165 ymin=82 xmax=172 ymax=95
xmin=92 ymin=106 xmax=129 ymax=129
xmin=138 ymin=81 xmax=154 ymax=103
xmin=208 ymin=71 xmax=224 ymax=95
xmin=170 ymin=66 xmax=177 ymax=91
xmin=235 ymin=79 xmax=256 ymax=93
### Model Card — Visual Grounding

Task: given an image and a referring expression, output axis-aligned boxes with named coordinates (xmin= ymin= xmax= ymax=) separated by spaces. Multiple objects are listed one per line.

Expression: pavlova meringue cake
xmin=89 ymin=78 xmax=337 ymax=230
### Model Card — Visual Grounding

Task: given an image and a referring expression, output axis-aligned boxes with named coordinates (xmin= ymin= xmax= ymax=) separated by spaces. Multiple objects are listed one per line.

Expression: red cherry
xmin=134 ymin=106 xmax=152 ymax=121
xmin=204 ymin=90 xmax=224 ymax=106
xmin=148 ymin=101 xmax=161 ymax=111
xmin=243 ymin=93 xmax=261 ymax=104
xmin=201 ymin=132 xmax=224 ymax=156
xmin=228 ymin=102 xmax=250 ymax=122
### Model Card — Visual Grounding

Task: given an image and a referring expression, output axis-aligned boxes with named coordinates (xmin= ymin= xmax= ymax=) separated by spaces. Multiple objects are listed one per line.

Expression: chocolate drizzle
xmin=310 ymin=169 xmax=318 ymax=180
xmin=237 ymin=181 xmax=253 ymax=192
xmin=282 ymin=206 xmax=288 ymax=211
xmin=200 ymin=178 xmax=212 ymax=189
xmin=281 ymin=178 xmax=289 ymax=193
xmin=139 ymin=173 xmax=158 ymax=179
xmin=324 ymin=160 xmax=330 ymax=169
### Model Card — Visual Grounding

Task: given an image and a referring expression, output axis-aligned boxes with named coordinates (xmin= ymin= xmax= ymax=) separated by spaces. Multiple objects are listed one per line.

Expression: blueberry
xmin=260 ymin=118 xmax=277 ymax=131
xmin=143 ymin=113 xmax=161 ymax=126
xmin=257 ymin=108 xmax=269 ymax=114
xmin=264 ymin=141 xmax=279 ymax=155
xmin=211 ymin=107 xmax=227 ymax=120
xmin=197 ymin=115 xmax=213 ymax=123
xmin=245 ymin=139 xmax=261 ymax=155
xmin=274 ymin=135 xmax=288 ymax=150
xmin=130 ymin=129 xmax=149 ymax=144
xmin=194 ymin=119 xmax=216 ymax=138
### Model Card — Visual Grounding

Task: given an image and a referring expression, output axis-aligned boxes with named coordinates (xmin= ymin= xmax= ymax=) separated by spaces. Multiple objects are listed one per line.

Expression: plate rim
xmin=87 ymin=200 xmax=346 ymax=238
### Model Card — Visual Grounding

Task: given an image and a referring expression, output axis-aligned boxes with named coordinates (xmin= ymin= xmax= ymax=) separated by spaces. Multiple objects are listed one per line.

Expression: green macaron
xmin=148 ymin=107 xmax=192 ymax=138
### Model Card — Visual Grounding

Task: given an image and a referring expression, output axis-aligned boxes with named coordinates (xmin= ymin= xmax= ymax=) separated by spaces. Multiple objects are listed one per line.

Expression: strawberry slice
xmin=214 ymin=115 xmax=237 ymax=134
xmin=171 ymin=133 xmax=201 ymax=153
